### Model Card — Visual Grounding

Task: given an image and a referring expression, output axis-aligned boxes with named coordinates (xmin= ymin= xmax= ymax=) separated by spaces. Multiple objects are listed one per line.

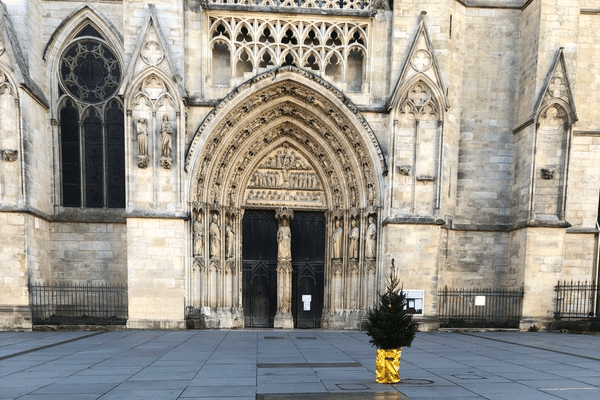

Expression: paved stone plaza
xmin=1 ymin=331 xmax=599 ymax=399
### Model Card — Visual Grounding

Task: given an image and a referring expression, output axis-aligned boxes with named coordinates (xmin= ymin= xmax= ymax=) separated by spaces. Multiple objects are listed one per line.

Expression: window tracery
xmin=209 ymin=17 xmax=368 ymax=89
xmin=209 ymin=0 xmax=371 ymax=10
xmin=58 ymin=26 xmax=124 ymax=208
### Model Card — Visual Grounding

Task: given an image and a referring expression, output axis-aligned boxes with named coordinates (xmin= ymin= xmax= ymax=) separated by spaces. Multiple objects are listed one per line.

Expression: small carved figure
xmin=365 ymin=215 xmax=377 ymax=260
xmin=209 ymin=213 xmax=220 ymax=259
xmin=160 ymin=114 xmax=173 ymax=168
xmin=277 ymin=217 xmax=292 ymax=261
xmin=136 ymin=118 xmax=148 ymax=156
xmin=225 ymin=218 xmax=235 ymax=259
xmin=541 ymin=168 xmax=555 ymax=179
xmin=193 ymin=213 xmax=204 ymax=258
xmin=332 ymin=219 xmax=343 ymax=259
xmin=349 ymin=218 xmax=360 ymax=260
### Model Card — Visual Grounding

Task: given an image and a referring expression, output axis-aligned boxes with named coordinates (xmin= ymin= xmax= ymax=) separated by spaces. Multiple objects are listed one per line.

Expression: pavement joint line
xmin=257 ymin=362 xmax=363 ymax=368
xmin=460 ymin=332 xmax=600 ymax=362
xmin=0 ymin=331 xmax=105 ymax=361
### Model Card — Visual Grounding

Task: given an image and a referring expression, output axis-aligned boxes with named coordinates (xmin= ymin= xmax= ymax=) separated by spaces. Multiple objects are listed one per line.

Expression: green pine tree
xmin=365 ymin=259 xmax=419 ymax=349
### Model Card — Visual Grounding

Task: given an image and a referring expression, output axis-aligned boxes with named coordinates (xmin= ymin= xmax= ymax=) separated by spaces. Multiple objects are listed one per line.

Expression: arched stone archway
xmin=186 ymin=67 xmax=386 ymax=329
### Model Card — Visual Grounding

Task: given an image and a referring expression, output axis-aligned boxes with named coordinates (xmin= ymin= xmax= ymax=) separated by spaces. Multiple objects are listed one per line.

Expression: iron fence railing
xmin=554 ymin=281 xmax=599 ymax=320
xmin=28 ymin=282 xmax=127 ymax=325
xmin=437 ymin=286 xmax=524 ymax=328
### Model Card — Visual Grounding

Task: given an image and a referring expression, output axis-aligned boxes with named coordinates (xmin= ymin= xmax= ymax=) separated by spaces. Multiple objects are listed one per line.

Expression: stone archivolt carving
xmin=0 ymin=39 xmax=4 ymax=56
xmin=209 ymin=16 xmax=368 ymax=81
xmin=192 ymin=78 xmax=379 ymax=209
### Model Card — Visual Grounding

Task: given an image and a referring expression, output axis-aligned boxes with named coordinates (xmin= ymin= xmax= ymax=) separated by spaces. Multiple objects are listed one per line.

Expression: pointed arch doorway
xmin=241 ymin=209 xmax=325 ymax=328
xmin=186 ymin=67 xmax=387 ymax=329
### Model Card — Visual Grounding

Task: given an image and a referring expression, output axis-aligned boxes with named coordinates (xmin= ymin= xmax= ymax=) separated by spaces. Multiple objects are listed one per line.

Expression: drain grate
xmin=264 ymin=336 xmax=284 ymax=340
xmin=296 ymin=336 xmax=317 ymax=340
xmin=452 ymin=374 xmax=486 ymax=380
xmin=398 ymin=378 xmax=434 ymax=385
xmin=336 ymin=384 xmax=368 ymax=390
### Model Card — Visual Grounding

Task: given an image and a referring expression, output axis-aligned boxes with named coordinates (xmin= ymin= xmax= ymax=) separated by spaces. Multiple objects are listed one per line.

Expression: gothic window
xmin=58 ymin=27 xmax=124 ymax=208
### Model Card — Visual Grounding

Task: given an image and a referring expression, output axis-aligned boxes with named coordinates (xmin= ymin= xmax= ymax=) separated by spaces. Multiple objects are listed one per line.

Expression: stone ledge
xmin=126 ymin=319 xmax=186 ymax=330
xmin=125 ymin=211 xmax=188 ymax=220
xmin=382 ymin=216 xmax=445 ymax=226
xmin=203 ymin=3 xmax=376 ymax=18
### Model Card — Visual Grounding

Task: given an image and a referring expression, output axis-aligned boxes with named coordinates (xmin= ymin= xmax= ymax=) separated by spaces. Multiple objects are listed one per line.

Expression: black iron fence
xmin=554 ymin=281 xmax=599 ymax=320
xmin=437 ymin=286 xmax=524 ymax=328
xmin=28 ymin=282 xmax=127 ymax=325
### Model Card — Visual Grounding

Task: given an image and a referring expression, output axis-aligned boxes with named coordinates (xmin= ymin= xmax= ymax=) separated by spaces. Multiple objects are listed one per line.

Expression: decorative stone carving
xmin=244 ymin=144 xmax=326 ymax=208
xmin=411 ymin=49 xmax=432 ymax=72
xmin=541 ymin=168 xmax=555 ymax=180
xmin=193 ymin=212 xmax=204 ymax=258
xmin=142 ymin=75 xmax=165 ymax=100
xmin=141 ymin=40 xmax=164 ymax=66
xmin=209 ymin=213 xmax=220 ymax=259
xmin=2 ymin=149 xmax=18 ymax=162
xmin=160 ymin=114 xmax=173 ymax=169
xmin=398 ymin=165 xmax=411 ymax=175
xmin=332 ymin=218 xmax=343 ymax=260
xmin=349 ymin=217 xmax=359 ymax=260
xmin=0 ymin=39 xmax=4 ymax=56
xmin=209 ymin=18 xmax=368 ymax=82
xmin=365 ymin=214 xmax=377 ymax=260
xmin=136 ymin=118 xmax=149 ymax=168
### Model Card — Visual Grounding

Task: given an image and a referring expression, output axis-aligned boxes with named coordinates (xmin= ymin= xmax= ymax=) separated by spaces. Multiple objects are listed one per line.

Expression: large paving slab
xmin=0 ymin=331 xmax=599 ymax=399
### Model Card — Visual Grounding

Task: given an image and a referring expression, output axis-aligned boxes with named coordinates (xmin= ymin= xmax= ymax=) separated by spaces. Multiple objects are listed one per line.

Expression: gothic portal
xmin=186 ymin=68 xmax=386 ymax=329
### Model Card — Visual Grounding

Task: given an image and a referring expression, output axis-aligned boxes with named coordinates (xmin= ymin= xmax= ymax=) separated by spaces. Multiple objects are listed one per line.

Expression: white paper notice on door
xmin=302 ymin=295 xmax=311 ymax=311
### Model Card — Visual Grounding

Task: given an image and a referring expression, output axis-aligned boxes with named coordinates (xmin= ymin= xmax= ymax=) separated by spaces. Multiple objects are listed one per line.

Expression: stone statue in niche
xmin=277 ymin=217 xmax=292 ymax=261
xmin=160 ymin=115 xmax=173 ymax=169
xmin=193 ymin=212 xmax=204 ymax=258
xmin=136 ymin=118 xmax=149 ymax=168
xmin=365 ymin=215 xmax=377 ymax=260
xmin=349 ymin=218 xmax=360 ymax=260
xmin=332 ymin=218 xmax=343 ymax=259
xmin=209 ymin=213 xmax=220 ymax=259
xmin=225 ymin=217 xmax=235 ymax=259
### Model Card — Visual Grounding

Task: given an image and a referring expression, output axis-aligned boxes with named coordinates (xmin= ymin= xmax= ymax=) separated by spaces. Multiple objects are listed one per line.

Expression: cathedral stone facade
xmin=1 ymin=0 xmax=599 ymax=331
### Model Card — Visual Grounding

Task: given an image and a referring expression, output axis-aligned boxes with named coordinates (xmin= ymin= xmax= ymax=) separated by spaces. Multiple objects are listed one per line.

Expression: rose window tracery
xmin=60 ymin=39 xmax=121 ymax=104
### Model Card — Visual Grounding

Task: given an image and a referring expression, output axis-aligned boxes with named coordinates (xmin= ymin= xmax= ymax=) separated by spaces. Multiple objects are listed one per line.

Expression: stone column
xmin=274 ymin=208 xmax=294 ymax=329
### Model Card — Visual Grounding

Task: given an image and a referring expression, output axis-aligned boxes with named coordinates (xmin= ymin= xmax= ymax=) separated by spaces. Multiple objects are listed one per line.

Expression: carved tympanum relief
xmin=244 ymin=145 xmax=326 ymax=208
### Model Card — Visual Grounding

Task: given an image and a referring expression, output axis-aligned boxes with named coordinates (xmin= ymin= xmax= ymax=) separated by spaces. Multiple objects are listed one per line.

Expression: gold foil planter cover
xmin=376 ymin=348 xmax=401 ymax=384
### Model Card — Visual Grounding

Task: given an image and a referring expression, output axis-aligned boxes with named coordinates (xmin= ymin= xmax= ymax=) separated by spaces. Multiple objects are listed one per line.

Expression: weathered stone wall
xmin=47 ymin=222 xmax=127 ymax=284
xmin=439 ymin=230 xmax=513 ymax=288
xmin=126 ymin=217 xmax=186 ymax=329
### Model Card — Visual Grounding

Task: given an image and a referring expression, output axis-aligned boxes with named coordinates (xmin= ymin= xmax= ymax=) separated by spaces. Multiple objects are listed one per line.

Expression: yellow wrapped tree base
xmin=376 ymin=348 xmax=402 ymax=384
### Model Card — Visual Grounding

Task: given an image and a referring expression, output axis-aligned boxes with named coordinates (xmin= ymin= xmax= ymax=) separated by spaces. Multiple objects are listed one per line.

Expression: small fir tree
xmin=365 ymin=260 xmax=419 ymax=349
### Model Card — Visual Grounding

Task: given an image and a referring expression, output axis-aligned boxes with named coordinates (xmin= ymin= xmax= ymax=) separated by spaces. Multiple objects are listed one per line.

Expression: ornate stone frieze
xmin=208 ymin=0 xmax=372 ymax=12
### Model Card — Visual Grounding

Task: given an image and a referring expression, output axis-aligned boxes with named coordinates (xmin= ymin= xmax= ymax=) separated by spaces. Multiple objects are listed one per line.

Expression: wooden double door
xmin=242 ymin=210 xmax=325 ymax=328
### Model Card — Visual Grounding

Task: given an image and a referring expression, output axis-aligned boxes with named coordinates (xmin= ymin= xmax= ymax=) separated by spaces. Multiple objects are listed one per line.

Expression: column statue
xmin=136 ymin=118 xmax=149 ymax=168
xmin=277 ymin=218 xmax=291 ymax=261
xmin=160 ymin=114 xmax=173 ymax=168
xmin=365 ymin=215 xmax=377 ymax=259
xmin=349 ymin=218 xmax=359 ymax=260
xmin=209 ymin=213 xmax=220 ymax=259
xmin=332 ymin=219 xmax=343 ymax=259
xmin=225 ymin=218 xmax=235 ymax=259
xmin=193 ymin=212 xmax=204 ymax=258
